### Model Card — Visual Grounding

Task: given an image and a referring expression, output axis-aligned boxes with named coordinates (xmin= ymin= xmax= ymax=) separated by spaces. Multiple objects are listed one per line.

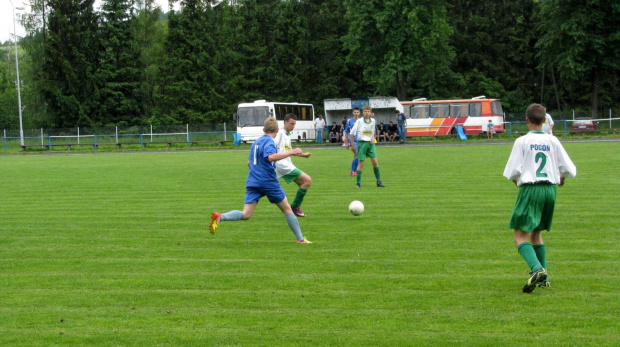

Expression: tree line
xmin=0 ymin=0 xmax=618 ymax=130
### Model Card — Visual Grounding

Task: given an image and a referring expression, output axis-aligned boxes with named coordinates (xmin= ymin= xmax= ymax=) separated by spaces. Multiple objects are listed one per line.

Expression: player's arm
xmin=268 ymin=148 xmax=302 ymax=162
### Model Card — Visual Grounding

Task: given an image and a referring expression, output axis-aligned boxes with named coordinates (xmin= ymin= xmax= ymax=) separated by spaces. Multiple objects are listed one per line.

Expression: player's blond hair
xmin=263 ymin=117 xmax=279 ymax=133
xmin=362 ymin=105 xmax=372 ymax=112
xmin=526 ymin=103 xmax=546 ymax=125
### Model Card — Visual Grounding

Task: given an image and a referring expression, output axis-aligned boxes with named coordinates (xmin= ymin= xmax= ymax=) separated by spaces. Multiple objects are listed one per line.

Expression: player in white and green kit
xmin=503 ymin=103 xmax=576 ymax=293
xmin=274 ymin=113 xmax=313 ymax=217
xmin=350 ymin=105 xmax=385 ymax=188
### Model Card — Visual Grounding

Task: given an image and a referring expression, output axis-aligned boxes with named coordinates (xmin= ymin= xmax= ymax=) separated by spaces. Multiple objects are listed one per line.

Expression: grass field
xmin=1 ymin=141 xmax=619 ymax=346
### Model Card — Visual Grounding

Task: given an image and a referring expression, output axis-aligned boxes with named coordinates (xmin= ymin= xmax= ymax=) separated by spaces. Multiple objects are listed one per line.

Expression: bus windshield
xmin=237 ymin=106 xmax=270 ymax=127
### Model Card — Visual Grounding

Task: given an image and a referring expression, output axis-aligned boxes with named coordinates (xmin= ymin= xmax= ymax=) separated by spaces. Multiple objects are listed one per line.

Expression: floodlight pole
xmin=9 ymin=0 xmax=25 ymax=147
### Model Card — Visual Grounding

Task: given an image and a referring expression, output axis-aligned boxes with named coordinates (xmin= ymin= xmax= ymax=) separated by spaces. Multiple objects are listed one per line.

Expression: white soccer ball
xmin=349 ymin=200 xmax=364 ymax=216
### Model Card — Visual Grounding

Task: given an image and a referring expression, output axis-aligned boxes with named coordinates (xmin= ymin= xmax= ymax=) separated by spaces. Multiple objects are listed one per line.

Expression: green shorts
xmin=356 ymin=141 xmax=377 ymax=161
xmin=281 ymin=168 xmax=303 ymax=184
xmin=509 ymin=183 xmax=557 ymax=232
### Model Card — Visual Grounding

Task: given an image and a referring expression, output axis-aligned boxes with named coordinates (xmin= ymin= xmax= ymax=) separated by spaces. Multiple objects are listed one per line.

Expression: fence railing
xmin=1 ymin=123 xmax=320 ymax=152
xmin=2 ymin=123 xmax=239 ymax=151
xmin=2 ymin=118 xmax=619 ymax=152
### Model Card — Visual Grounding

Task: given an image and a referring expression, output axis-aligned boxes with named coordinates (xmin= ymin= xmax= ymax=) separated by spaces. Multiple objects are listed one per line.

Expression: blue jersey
xmin=345 ymin=117 xmax=359 ymax=142
xmin=246 ymin=135 xmax=279 ymax=189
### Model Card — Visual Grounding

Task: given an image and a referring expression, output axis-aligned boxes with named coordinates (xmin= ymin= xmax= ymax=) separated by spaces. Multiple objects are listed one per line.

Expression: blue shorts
xmin=245 ymin=185 xmax=286 ymax=204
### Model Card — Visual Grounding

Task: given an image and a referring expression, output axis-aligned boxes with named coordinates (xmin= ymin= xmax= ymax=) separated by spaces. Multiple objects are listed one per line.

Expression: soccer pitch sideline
xmin=1 ymin=142 xmax=618 ymax=346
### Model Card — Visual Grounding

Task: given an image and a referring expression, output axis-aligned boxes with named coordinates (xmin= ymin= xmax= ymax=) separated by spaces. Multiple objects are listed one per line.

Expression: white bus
xmin=234 ymin=100 xmax=315 ymax=143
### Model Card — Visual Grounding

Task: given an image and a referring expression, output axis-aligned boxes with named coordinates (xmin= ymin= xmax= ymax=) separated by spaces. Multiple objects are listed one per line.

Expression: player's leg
xmin=369 ymin=150 xmax=384 ymax=187
xmin=515 ymin=229 xmax=547 ymax=293
xmin=290 ymin=172 xmax=311 ymax=217
xmin=210 ymin=187 xmax=263 ymax=234
xmin=209 ymin=202 xmax=257 ymax=234
xmin=350 ymin=140 xmax=358 ymax=175
xmin=356 ymin=142 xmax=369 ymax=187
xmin=531 ymin=231 xmax=550 ymax=287
xmin=275 ymin=197 xmax=309 ymax=243
xmin=356 ymin=160 xmax=365 ymax=187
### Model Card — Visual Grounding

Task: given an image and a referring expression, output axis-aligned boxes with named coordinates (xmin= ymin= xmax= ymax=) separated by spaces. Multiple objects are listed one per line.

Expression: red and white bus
xmin=400 ymin=96 xmax=504 ymax=136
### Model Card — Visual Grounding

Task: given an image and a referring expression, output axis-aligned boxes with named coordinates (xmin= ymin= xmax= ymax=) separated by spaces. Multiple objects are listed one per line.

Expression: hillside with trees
xmin=1 ymin=0 xmax=618 ymax=129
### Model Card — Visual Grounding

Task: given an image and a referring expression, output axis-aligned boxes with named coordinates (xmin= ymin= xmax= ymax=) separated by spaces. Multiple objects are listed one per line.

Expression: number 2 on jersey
xmin=535 ymin=152 xmax=548 ymax=178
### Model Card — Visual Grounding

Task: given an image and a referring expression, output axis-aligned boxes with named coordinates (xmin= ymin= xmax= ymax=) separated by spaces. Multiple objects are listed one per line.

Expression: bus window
xmin=412 ymin=105 xmax=429 ymax=119
xmin=450 ymin=103 xmax=469 ymax=117
xmin=430 ymin=103 xmax=449 ymax=118
xmin=299 ymin=106 xmax=312 ymax=120
xmin=274 ymin=104 xmax=313 ymax=121
xmin=238 ymin=106 xmax=270 ymax=126
xmin=491 ymin=101 xmax=503 ymax=115
xmin=469 ymin=102 xmax=482 ymax=117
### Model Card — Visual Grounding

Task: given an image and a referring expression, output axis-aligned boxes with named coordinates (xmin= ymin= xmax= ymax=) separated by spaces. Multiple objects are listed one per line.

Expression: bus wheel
xmin=450 ymin=127 xmax=457 ymax=136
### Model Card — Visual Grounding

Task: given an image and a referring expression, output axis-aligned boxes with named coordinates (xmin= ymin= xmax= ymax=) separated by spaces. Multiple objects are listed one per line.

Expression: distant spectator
xmin=329 ymin=121 xmax=340 ymax=143
xmin=487 ymin=119 xmax=494 ymax=139
xmin=314 ymin=115 xmax=325 ymax=143
xmin=396 ymin=110 xmax=407 ymax=143
xmin=387 ymin=121 xmax=398 ymax=142
xmin=376 ymin=122 xmax=389 ymax=142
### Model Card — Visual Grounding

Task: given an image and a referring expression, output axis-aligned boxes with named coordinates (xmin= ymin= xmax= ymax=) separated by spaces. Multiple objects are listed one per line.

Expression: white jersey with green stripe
xmin=503 ymin=131 xmax=576 ymax=186
xmin=350 ymin=117 xmax=376 ymax=142
xmin=274 ymin=130 xmax=296 ymax=178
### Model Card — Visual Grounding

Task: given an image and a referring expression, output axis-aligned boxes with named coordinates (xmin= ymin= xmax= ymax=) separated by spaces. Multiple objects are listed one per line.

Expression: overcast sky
xmin=1 ymin=0 xmax=176 ymax=43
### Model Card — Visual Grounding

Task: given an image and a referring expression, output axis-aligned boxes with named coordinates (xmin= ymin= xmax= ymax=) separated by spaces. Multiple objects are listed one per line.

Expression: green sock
xmin=373 ymin=166 xmax=381 ymax=182
xmin=533 ymin=244 xmax=548 ymax=277
xmin=291 ymin=188 xmax=307 ymax=209
xmin=357 ymin=170 xmax=362 ymax=184
xmin=517 ymin=242 xmax=542 ymax=272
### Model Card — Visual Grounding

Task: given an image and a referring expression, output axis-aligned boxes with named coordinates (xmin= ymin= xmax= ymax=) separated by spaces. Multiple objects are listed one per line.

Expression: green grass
xmin=1 ymin=142 xmax=619 ymax=346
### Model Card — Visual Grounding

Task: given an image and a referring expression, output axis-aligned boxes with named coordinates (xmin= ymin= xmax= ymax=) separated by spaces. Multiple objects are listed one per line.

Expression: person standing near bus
xmin=344 ymin=107 xmax=360 ymax=176
xmin=503 ymin=103 xmax=576 ymax=292
xmin=396 ymin=110 xmax=407 ymax=143
xmin=350 ymin=105 xmax=385 ymax=188
xmin=274 ymin=113 xmax=313 ymax=218
xmin=314 ymin=115 xmax=325 ymax=143
xmin=209 ymin=117 xmax=312 ymax=244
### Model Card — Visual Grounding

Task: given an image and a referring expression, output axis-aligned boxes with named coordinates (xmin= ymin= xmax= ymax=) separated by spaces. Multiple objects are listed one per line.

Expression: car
xmin=570 ymin=117 xmax=597 ymax=134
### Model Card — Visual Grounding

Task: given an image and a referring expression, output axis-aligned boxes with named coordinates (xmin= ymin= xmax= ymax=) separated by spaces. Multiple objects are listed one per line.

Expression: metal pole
xmin=9 ymin=0 xmax=24 ymax=147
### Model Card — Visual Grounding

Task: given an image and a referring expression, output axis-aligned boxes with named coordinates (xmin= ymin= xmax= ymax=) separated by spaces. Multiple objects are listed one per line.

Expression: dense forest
xmin=0 ymin=0 xmax=618 ymax=129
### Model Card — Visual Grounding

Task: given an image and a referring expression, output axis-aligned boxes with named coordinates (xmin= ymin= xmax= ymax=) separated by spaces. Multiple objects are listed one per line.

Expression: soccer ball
xmin=349 ymin=200 xmax=364 ymax=216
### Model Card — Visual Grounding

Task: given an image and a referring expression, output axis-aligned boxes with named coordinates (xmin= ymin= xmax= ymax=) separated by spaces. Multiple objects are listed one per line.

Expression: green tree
xmin=343 ymin=0 xmax=454 ymax=101
xmin=43 ymin=0 xmax=100 ymax=127
xmin=448 ymin=0 xmax=539 ymax=111
xmin=281 ymin=0 xmax=360 ymax=105
xmin=134 ymin=0 xmax=167 ymax=121
xmin=233 ymin=0 xmax=281 ymax=102
xmin=155 ymin=0 xmax=227 ymax=124
xmin=537 ymin=0 xmax=620 ymax=117
xmin=20 ymin=0 xmax=54 ymax=128
xmin=98 ymin=0 xmax=143 ymax=126
xmin=0 ymin=54 xmax=19 ymax=130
